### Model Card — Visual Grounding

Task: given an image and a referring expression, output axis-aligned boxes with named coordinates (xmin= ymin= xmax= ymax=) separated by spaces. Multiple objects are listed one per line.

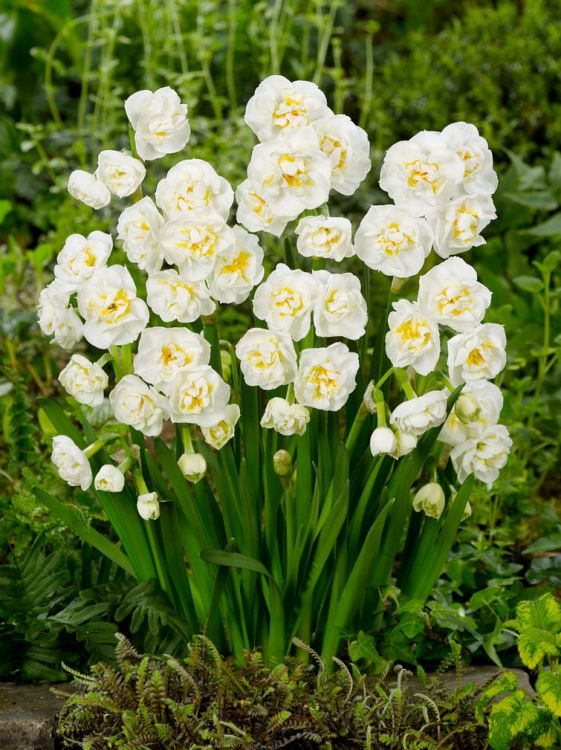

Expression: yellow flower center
xmin=272 ymin=286 xmax=304 ymax=317
xmin=97 ymin=289 xmax=132 ymax=324
xmin=437 ymin=286 xmax=472 ymax=316
xmin=320 ymin=135 xmax=347 ymax=170
xmin=467 ymin=348 xmax=485 ymax=367
xmin=219 ymin=251 xmax=251 ymax=281
xmin=308 ymin=365 xmax=339 ymax=398
xmin=180 ymin=379 xmax=213 ymax=413
xmin=405 ymin=159 xmax=441 ymax=193
xmin=377 ymin=223 xmax=414 ymax=257
xmin=272 ymin=96 xmax=308 ymax=128
xmin=457 ymin=148 xmax=480 ymax=178
xmin=247 ymin=346 xmax=282 ymax=370
xmin=176 ymin=227 xmax=217 ymax=258
xmin=311 ymin=227 xmax=342 ymax=252
xmin=395 ymin=318 xmax=431 ymax=351
xmin=161 ymin=345 xmax=191 ymax=368
xmin=452 ymin=207 xmax=479 ymax=242
xmin=279 ymin=154 xmax=311 ymax=189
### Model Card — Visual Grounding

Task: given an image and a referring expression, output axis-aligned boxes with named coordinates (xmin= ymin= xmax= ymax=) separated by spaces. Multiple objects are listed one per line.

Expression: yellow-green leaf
xmin=514 ymin=594 xmax=561 ymax=634
xmin=518 ymin=627 xmax=559 ymax=669
xmin=535 ymin=722 xmax=560 ymax=748
xmin=537 ymin=672 xmax=561 ymax=717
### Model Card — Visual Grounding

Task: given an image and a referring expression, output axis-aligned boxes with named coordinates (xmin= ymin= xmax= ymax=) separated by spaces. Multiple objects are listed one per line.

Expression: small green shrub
xmin=57 ymin=635 xmax=489 ymax=749
xmin=366 ymin=0 xmax=561 ymax=158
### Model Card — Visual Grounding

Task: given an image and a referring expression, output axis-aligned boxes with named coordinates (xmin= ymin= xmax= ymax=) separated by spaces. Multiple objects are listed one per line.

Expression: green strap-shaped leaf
xmin=37 ymin=398 xmax=85 ymax=447
xmin=201 ymin=548 xmax=286 ymax=660
xmin=201 ymin=549 xmax=271 ymax=577
xmin=321 ymin=497 xmax=394 ymax=664
xmin=35 ymin=488 xmax=133 ymax=576
xmin=403 ymin=474 xmax=475 ymax=601
xmin=288 ymin=480 xmax=350 ymax=643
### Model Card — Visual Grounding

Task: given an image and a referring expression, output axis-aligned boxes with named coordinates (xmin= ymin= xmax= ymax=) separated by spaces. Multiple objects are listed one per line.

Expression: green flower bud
xmin=413 ymin=482 xmax=445 ymax=519
xmin=273 ymin=449 xmax=292 ymax=477
xmin=455 ymin=393 xmax=480 ymax=424
xmin=178 ymin=453 xmax=207 ymax=483
xmin=137 ymin=492 xmax=160 ymax=521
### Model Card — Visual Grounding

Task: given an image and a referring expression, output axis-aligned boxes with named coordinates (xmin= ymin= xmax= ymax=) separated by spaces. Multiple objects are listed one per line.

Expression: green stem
xmin=359 ymin=32 xmax=374 ymax=130
xmin=145 ymin=520 xmax=171 ymax=595
xmin=226 ymin=0 xmax=237 ymax=110
xmin=345 ymin=403 xmax=368 ymax=454
xmin=180 ymin=425 xmax=193 ymax=453
xmin=374 ymin=390 xmax=387 ymax=427
xmin=202 ymin=315 xmax=222 ymax=375
xmin=96 ymin=352 xmax=113 ymax=368
xmin=84 ymin=432 xmax=121 ymax=458
xmin=394 ymin=368 xmax=416 ymax=400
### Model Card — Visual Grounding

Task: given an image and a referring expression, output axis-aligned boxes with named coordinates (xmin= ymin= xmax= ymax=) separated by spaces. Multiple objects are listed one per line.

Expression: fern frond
xmin=62 ymin=662 xmax=96 ymax=685
xmin=292 ymin=638 xmax=325 ymax=683
xmin=332 ymin=656 xmax=354 ymax=704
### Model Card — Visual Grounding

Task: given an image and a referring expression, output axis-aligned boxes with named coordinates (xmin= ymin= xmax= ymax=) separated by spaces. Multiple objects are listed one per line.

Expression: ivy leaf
xmin=526 ymin=213 xmax=561 ymax=237
xmin=513 ymin=275 xmax=544 ymax=293
xmin=549 ymin=152 xmax=561 ymax=192
xmin=537 ymin=672 xmax=561 ymax=717
xmin=526 ymin=556 xmax=561 ymax=588
xmin=506 ymin=149 xmax=546 ymax=190
xmin=503 ymin=191 xmax=558 ymax=211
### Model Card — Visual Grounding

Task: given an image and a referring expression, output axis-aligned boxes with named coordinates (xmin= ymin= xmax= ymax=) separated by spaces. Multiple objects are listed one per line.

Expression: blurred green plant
xmin=364 ymin=0 xmax=561 ymax=159
xmin=0 ymin=532 xmax=192 ymax=682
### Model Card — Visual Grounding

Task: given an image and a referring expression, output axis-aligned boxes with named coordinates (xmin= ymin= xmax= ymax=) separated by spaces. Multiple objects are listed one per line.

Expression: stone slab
xmin=401 ymin=665 xmax=534 ymax=697
xmin=0 ymin=683 xmax=69 ymax=750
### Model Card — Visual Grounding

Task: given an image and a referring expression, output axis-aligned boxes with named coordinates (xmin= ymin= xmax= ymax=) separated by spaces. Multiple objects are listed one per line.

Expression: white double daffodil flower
xmin=77 ymin=265 xmax=149 ymax=349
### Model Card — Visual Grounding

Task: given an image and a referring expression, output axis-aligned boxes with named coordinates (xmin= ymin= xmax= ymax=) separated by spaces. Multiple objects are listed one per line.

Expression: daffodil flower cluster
xmin=42 ymin=76 xmax=511 ymax=523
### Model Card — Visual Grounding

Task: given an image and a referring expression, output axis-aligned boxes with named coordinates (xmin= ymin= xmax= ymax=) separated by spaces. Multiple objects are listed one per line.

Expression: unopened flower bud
xmin=110 ymin=444 xmax=140 ymax=464
xmin=413 ymin=482 xmax=445 ymax=519
xmin=391 ymin=276 xmax=406 ymax=294
xmin=455 ymin=393 xmax=480 ymax=424
xmin=363 ymin=381 xmax=376 ymax=414
xmin=273 ymin=449 xmax=292 ymax=477
xmin=370 ymin=427 xmax=397 ymax=457
xmin=178 ymin=452 xmax=207 ymax=483
xmin=393 ymin=429 xmax=417 ymax=458
xmin=220 ymin=349 xmax=232 ymax=382
xmin=137 ymin=491 xmax=160 ymax=520
xmin=94 ymin=464 xmax=125 ymax=493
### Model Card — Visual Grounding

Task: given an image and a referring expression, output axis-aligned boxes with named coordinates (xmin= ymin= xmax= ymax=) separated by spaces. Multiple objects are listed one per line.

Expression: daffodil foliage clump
xmin=37 ymin=76 xmax=511 ymax=663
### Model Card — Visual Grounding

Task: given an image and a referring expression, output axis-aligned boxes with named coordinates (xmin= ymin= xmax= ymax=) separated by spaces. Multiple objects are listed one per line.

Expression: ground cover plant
xmin=480 ymin=593 xmax=561 ymax=749
xmin=57 ymin=633 xmax=490 ymax=749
